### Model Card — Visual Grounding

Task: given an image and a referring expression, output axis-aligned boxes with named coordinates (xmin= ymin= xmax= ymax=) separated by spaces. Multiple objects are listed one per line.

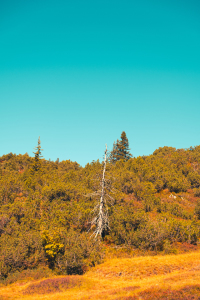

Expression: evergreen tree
xmin=109 ymin=131 xmax=132 ymax=163
xmin=32 ymin=136 xmax=43 ymax=172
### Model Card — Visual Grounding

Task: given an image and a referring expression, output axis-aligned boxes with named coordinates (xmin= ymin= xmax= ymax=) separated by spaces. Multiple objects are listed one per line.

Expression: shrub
xmin=42 ymin=229 xmax=64 ymax=262
xmin=167 ymin=176 xmax=190 ymax=193
xmin=167 ymin=219 xmax=199 ymax=245
xmin=195 ymin=200 xmax=200 ymax=220
xmin=0 ymin=231 xmax=45 ymax=280
xmin=194 ymin=188 xmax=200 ymax=197
xmin=1 ymin=266 xmax=54 ymax=285
xmin=130 ymin=219 xmax=168 ymax=250
xmin=23 ymin=276 xmax=83 ymax=294
xmin=187 ymin=172 xmax=200 ymax=188
xmin=54 ymin=230 xmax=103 ymax=275
xmin=109 ymin=208 xmax=147 ymax=245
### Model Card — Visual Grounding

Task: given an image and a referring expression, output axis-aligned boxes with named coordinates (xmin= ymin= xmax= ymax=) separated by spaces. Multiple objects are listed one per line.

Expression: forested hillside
xmin=1 ymin=139 xmax=200 ymax=282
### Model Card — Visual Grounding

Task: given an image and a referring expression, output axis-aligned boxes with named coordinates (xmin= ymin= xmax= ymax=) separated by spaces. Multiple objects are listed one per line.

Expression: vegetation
xmin=1 ymin=250 xmax=200 ymax=299
xmin=1 ymin=133 xmax=200 ymax=287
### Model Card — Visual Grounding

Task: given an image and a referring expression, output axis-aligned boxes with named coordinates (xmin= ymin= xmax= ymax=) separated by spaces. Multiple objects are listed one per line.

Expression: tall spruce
xmin=110 ymin=131 xmax=132 ymax=163
xmin=32 ymin=136 xmax=43 ymax=172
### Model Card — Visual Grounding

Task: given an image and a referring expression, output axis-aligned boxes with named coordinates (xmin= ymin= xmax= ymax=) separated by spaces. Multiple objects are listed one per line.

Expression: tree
xmin=109 ymin=131 xmax=132 ymax=163
xmin=32 ymin=136 xmax=43 ymax=172
xmin=91 ymin=145 xmax=109 ymax=238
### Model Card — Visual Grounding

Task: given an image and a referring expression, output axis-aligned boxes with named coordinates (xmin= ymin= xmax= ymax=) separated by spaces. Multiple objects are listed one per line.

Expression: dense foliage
xmin=1 ymin=142 xmax=200 ymax=280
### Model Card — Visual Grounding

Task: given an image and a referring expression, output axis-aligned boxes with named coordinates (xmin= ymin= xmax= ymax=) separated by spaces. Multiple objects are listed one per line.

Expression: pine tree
xmin=32 ymin=136 xmax=43 ymax=172
xmin=109 ymin=131 xmax=132 ymax=163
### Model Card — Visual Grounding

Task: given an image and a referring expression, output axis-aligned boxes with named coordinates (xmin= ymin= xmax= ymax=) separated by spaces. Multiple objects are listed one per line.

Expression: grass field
xmin=1 ymin=250 xmax=200 ymax=299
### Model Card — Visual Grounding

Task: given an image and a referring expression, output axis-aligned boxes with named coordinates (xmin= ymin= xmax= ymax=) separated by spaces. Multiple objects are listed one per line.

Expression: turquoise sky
xmin=1 ymin=0 xmax=200 ymax=165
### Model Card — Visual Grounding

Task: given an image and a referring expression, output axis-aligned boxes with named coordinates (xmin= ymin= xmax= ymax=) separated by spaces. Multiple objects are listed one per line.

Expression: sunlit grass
xmin=1 ymin=250 xmax=200 ymax=299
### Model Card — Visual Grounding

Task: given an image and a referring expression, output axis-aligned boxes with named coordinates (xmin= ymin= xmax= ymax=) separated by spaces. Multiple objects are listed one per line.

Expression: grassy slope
xmin=1 ymin=250 xmax=200 ymax=300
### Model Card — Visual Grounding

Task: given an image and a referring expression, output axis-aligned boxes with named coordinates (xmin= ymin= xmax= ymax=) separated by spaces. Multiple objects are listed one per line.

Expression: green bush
xmin=55 ymin=230 xmax=103 ymax=274
xmin=0 ymin=231 xmax=45 ymax=280
xmin=194 ymin=188 xmax=200 ymax=197
xmin=130 ymin=219 xmax=168 ymax=250
xmin=195 ymin=200 xmax=200 ymax=220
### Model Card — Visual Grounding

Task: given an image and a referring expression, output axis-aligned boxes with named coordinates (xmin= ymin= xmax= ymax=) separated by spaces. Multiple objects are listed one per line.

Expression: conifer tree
xmin=109 ymin=131 xmax=132 ymax=163
xmin=32 ymin=136 xmax=43 ymax=172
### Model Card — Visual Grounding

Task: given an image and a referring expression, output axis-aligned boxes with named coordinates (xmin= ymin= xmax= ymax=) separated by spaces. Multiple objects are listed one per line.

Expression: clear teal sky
xmin=1 ymin=0 xmax=200 ymax=165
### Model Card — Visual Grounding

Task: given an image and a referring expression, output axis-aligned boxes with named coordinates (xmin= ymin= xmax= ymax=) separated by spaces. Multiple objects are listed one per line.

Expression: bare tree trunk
xmin=98 ymin=144 xmax=107 ymax=237
xmin=91 ymin=145 xmax=109 ymax=238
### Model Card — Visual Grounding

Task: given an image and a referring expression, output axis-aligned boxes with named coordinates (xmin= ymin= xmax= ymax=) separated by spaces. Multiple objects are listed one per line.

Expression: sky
xmin=0 ymin=0 xmax=200 ymax=166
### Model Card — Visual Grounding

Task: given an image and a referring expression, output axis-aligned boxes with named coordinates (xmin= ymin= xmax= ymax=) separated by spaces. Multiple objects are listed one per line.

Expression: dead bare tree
xmin=91 ymin=144 xmax=110 ymax=238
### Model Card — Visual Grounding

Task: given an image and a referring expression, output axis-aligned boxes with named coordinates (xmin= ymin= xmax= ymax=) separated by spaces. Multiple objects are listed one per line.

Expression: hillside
xmin=1 ymin=145 xmax=200 ymax=284
xmin=1 ymin=250 xmax=200 ymax=299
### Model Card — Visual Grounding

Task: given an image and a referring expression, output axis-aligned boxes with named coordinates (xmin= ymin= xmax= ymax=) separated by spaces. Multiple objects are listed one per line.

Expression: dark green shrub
xmin=109 ymin=208 xmax=147 ymax=245
xmin=0 ymin=231 xmax=45 ymax=280
xmin=167 ymin=219 xmax=199 ymax=244
xmin=130 ymin=220 xmax=168 ymax=250
xmin=54 ymin=230 xmax=103 ymax=275
xmin=194 ymin=188 xmax=200 ymax=197
xmin=167 ymin=176 xmax=190 ymax=193
xmin=195 ymin=200 xmax=200 ymax=220
xmin=187 ymin=172 xmax=200 ymax=188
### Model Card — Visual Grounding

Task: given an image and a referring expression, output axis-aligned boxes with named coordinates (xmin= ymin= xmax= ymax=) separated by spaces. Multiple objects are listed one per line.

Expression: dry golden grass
xmin=1 ymin=250 xmax=200 ymax=299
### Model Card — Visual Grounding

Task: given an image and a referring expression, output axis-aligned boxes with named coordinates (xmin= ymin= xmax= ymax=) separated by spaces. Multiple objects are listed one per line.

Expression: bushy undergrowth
xmin=54 ymin=230 xmax=103 ymax=274
xmin=1 ymin=146 xmax=200 ymax=279
xmin=1 ymin=267 xmax=54 ymax=286
xmin=23 ymin=276 xmax=83 ymax=295
xmin=0 ymin=231 xmax=45 ymax=280
xmin=108 ymin=207 xmax=199 ymax=250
